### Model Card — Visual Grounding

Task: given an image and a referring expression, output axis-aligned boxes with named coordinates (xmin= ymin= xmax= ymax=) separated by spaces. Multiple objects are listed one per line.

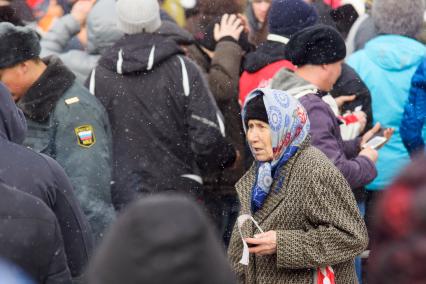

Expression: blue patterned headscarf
xmin=242 ymin=88 xmax=310 ymax=213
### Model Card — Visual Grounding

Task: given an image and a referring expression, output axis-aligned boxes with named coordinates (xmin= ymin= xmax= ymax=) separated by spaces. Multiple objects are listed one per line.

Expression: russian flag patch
xmin=75 ymin=125 xmax=96 ymax=148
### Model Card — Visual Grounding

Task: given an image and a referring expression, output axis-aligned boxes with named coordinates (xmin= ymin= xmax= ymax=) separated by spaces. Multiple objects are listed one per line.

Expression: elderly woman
xmin=228 ymin=88 xmax=368 ymax=283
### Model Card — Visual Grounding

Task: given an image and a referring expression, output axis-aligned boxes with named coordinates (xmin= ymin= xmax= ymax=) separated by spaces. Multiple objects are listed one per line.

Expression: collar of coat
xmin=236 ymin=136 xmax=311 ymax=226
xmin=17 ymin=56 xmax=76 ymax=123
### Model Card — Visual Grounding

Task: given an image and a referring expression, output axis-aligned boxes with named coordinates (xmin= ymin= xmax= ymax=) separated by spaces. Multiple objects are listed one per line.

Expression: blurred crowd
xmin=0 ymin=0 xmax=426 ymax=283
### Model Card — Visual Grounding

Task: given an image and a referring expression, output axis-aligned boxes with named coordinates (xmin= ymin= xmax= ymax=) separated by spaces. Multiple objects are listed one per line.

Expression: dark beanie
xmin=268 ymin=0 xmax=318 ymax=38
xmin=244 ymin=94 xmax=268 ymax=127
xmin=0 ymin=22 xmax=40 ymax=69
xmin=286 ymin=24 xmax=346 ymax=66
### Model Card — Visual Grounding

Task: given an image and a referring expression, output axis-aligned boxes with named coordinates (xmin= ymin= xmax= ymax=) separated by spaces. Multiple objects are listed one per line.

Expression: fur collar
xmin=17 ymin=56 xmax=75 ymax=122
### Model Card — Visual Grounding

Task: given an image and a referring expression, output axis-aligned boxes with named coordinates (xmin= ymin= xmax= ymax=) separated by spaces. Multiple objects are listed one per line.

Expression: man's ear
xmin=321 ymin=64 xmax=329 ymax=71
xmin=18 ymin=61 xmax=30 ymax=75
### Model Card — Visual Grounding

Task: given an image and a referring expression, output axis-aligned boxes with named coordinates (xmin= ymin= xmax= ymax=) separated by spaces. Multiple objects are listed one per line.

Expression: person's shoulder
xmin=39 ymin=154 xmax=65 ymax=177
xmin=415 ymin=58 xmax=426 ymax=76
xmin=56 ymin=82 xmax=107 ymax=116
xmin=0 ymin=182 xmax=56 ymax=224
xmin=235 ymin=163 xmax=256 ymax=194
xmin=346 ymin=48 xmax=368 ymax=67
xmin=296 ymin=145 xmax=340 ymax=176
xmin=299 ymin=93 xmax=328 ymax=111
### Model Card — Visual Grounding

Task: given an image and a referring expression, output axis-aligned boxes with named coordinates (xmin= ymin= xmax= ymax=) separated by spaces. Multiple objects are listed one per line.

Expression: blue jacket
xmin=347 ymin=35 xmax=426 ymax=190
xmin=400 ymin=58 xmax=426 ymax=155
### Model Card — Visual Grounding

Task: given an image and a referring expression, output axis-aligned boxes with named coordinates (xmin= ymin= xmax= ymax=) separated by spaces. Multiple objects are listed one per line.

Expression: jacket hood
xmin=99 ymin=32 xmax=183 ymax=74
xmin=270 ymin=68 xmax=317 ymax=94
xmin=88 ymin=195 xmax=236 ymax=284
xmin=364 ymin=35 xmax=426 ymax=71
xmin=0 ymin=83 xmax=27 ymax=144
xmin=243 ymin=40 xmax=287 ymax=73
xmin=157 ymin=21 xmax=194 ymax=46
xmin=86 ymin=0 xmax=124 ymax=55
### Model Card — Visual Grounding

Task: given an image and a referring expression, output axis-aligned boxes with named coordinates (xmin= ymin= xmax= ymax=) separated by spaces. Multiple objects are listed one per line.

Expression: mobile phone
xmin=362 ymin=136 xmax=387 ymax=150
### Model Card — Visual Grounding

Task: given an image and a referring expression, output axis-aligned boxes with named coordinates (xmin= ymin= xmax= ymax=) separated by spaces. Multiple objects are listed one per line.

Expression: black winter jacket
xmin=89 ymin=32 xmax=236 ymax=210
xmin=0 ymin=83 xmax=93 ymax=278
xmin=0 ymin=181 xmax=71 ymax=283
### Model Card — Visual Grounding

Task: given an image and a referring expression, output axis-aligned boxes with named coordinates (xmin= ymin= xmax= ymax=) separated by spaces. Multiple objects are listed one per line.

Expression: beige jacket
xmin=228 ymin=140 xmax=368 ymax=284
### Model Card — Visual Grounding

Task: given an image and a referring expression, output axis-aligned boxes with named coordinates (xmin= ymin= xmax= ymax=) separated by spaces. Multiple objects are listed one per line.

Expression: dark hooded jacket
xmin=89 ymin=31 xmax=236 ymax=211
xmin=0 ymin=83 xmax=93 ymax=279
xmin=186 ymin=37 xmax=246 ymax=197
xmin=87 ymin=195 xmax=236 ymax=284
xmin=0 ymin=181 xmax=71 ymax=284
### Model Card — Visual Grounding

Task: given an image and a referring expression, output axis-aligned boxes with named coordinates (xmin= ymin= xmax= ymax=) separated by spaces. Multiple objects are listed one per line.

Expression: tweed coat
xmin=228 ymin=139 xmax=368 ymax=284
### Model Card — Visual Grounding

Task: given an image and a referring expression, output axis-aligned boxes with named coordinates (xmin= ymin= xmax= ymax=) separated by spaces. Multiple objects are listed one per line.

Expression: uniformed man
xmin=0 ymin=22 xmax=114 ymax=242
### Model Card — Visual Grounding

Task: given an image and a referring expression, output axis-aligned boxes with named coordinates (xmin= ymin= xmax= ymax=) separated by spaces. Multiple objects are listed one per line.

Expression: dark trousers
xmin=204 ymin=194 xmax=240 ymax=248
xmin=362 ymin=190 xmax=385 ymax=284
xmin=365 ymin=190 xmax=385 ymax=242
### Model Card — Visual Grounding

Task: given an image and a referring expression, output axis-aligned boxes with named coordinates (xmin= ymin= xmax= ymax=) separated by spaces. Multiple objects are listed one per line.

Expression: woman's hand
xmin=360 ymin=122 xmax=395 ymax=146
xmin=353 ymin=111 xmax=367 ymax=133
xmin=245 ymin=230 xmax=277 ymax=256
xmin=335 ymin=95 xmax=356 ymax=108
xmin=214 ymin=14 xmax=244 ymax=42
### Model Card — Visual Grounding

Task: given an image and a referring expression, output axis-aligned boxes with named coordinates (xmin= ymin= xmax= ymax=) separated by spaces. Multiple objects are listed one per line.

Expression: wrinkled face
xmin=252 ymin=0 xmax=271 ymax=24
xmin=323 ymin=60 xmax=343 ymax=92
xmin=0 ymin=63 xmax=30 ymax=101
xmin=247 ymin=119 xmax=273 ymax=162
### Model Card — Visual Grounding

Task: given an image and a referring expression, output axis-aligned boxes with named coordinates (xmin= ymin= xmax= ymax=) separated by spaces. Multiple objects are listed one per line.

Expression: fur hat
xmin=268 ymin=0 xmax=318 ymax=38
xmin=286 ymin=24 xmax=346 ymax=66
xmin=116 ymin=0 xmax=162 ymax=34
xmin=372 ymin=0 xmax=425 ymax=37
xmin=0 ymin=22 xmax=40 ymax=69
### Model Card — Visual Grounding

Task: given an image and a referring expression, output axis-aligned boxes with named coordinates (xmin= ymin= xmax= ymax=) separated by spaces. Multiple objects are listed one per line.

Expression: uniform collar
xmin=17 ymin=56 xmax=75 ymax=122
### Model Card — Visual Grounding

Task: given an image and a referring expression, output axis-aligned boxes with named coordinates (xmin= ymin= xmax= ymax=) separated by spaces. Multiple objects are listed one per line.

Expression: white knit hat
xmin=116 ymin=0 xmax=162 ymax=34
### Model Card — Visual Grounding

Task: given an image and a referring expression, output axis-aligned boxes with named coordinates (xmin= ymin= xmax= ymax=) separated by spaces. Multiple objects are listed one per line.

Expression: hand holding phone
xmin=360 ymin=123 xmax=394 ymax=149
xmin=361 ymin=136 xmax=387 ymax=150
xmin=359 ymin=146 xmax=379 ymax=163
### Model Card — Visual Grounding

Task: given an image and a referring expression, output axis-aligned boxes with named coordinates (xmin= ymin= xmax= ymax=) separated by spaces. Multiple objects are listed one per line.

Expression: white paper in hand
xmin=237 ymin=214 xmax=264 ymax=266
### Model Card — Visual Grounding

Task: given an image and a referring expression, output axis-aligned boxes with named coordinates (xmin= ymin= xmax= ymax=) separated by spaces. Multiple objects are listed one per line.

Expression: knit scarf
xmin=242 ymin=88 xmax=310 ymax=213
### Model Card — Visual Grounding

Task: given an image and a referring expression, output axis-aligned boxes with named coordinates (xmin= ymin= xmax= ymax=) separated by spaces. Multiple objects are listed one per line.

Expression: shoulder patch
xmin=65 ymin=97 xmax=80 ymax=105
xmin=75 ymin=125 xmax=96 ymax=148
